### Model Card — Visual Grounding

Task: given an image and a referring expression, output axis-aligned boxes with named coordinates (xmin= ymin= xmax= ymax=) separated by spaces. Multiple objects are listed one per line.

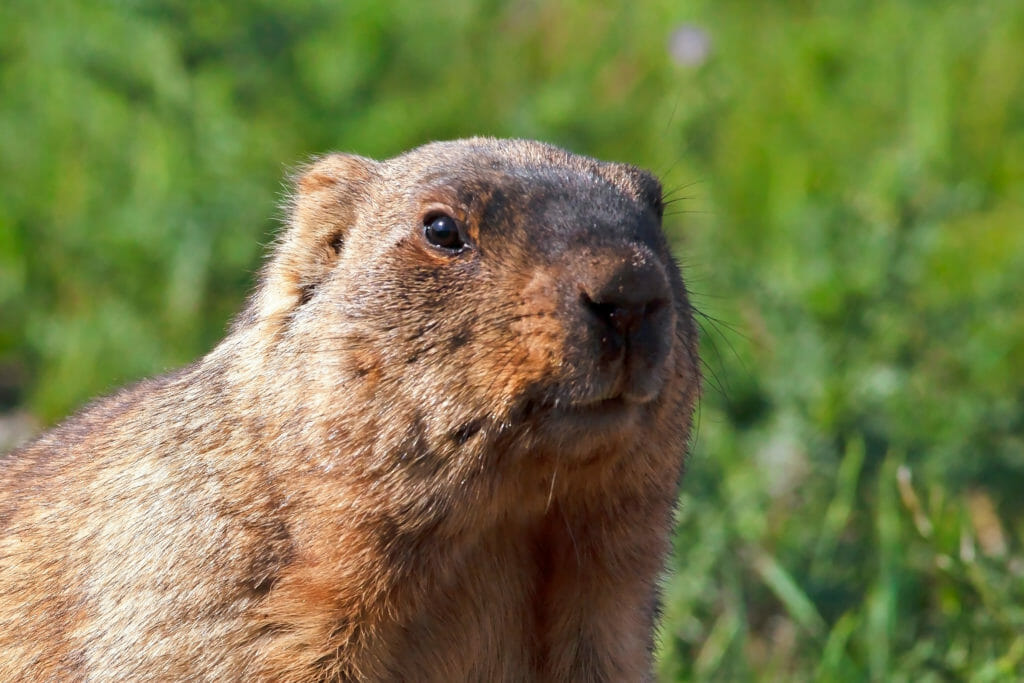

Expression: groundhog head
xmin=242 ymin=138 xmax=699 ymax=512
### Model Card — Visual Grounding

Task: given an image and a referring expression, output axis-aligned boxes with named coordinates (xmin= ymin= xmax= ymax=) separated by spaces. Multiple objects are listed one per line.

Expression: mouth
xmin=563 ymin=395 xmax=629 ymax=415
xmin=527 ymin=393 xmax=640 ymax=434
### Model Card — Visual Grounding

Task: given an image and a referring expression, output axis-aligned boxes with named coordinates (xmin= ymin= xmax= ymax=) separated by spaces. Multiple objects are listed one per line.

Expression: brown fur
xmin=0 ymin=138 xmax=700 ymax=681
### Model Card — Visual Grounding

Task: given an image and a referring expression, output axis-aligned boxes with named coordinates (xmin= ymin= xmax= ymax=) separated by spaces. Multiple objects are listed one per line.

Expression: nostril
xmin=581 ymin=292 xmax=617 ymax=326
xmin=581 ymin=292 xmax=650 ymax=339
xmin=642 ymin=298 xmax=667 ymax=319
xmin=607 ymin=305 xmax=645 ymax=338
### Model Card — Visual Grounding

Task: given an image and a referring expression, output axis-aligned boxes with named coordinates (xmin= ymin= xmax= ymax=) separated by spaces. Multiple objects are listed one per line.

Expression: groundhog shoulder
xmin=0 ymin=137 xmax=700 ymax=681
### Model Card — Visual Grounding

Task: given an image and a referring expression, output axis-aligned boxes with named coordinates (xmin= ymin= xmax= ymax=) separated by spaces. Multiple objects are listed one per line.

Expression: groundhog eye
xmin=423 ymin=214 xmax=465 ymax=252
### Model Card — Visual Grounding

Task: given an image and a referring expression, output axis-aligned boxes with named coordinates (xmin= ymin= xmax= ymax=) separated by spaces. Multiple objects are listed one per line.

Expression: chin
xmin=516 ymin=394 xmax=648 ymax=463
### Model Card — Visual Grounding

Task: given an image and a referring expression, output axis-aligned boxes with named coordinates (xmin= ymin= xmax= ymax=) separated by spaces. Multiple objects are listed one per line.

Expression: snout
xmin=571 ymin=244 xmax=675 ymax=404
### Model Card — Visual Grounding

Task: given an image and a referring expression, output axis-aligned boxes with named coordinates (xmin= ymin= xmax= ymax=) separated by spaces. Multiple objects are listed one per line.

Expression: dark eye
xmin=423 ymin=214 xmax=466 ymax=252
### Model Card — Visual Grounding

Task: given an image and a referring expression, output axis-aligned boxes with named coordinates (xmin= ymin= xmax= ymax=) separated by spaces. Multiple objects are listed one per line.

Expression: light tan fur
xmin=0 ymin=138 xmax=700 ymax=681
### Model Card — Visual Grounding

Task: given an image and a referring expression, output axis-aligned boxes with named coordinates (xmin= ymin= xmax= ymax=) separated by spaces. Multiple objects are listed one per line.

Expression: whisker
xmin=698 ymin=356 xmax=729 ymax=399
xmin=693 ymin=307 xmax=749 ymax=343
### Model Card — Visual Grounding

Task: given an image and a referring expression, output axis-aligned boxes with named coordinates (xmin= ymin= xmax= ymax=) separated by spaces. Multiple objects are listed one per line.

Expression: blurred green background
xmin=2 ymin=0 xmax=1023 ymax=679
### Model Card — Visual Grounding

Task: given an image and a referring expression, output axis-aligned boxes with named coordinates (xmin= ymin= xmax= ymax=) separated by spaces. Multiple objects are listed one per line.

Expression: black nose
xmin=578 ymin=249 xmax=672 ymax=367
xmin=582 ymin=294 xmax=666 ymax=353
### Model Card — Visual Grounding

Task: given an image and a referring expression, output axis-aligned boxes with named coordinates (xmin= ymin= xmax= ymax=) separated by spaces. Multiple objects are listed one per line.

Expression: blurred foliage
xmin=2 ymin=0 xmax=1023 ymax=679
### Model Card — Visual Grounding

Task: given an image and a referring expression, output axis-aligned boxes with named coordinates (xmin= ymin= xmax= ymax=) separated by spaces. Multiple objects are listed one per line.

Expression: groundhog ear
xmin=256 ymin=154 xmax=379 ymax=320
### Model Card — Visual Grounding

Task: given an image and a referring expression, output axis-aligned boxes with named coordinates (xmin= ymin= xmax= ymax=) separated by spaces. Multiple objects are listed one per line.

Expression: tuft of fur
xmin=0 ymin=138 xmax=700 ymax=681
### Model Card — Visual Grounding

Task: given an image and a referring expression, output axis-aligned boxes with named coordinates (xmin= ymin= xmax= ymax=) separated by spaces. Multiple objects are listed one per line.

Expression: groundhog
xmin=0 ymin=138 xmax=700 ymax=681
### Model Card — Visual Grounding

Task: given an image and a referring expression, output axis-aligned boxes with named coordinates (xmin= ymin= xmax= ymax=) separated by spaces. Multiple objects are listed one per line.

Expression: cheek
xmin=330 ymin=247 xmax=570 ymax=414
xmin=383 ymin=270 xmax=561 ymax=416
xmin=506 ymin=268 xmax=571 ymax=380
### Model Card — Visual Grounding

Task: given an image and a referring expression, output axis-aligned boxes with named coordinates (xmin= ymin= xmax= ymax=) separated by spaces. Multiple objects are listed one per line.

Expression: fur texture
xmin=0 ymin=138 xmax=700 ymax=681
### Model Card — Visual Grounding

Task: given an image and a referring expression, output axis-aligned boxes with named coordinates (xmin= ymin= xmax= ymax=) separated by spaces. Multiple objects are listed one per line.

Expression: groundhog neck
xmin=189 ymin=322 xmax=674 ymax=679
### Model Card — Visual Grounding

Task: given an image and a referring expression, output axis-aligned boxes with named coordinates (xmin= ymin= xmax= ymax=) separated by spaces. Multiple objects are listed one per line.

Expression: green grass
xmin=2 ymin=0 xmax=1023 ymax=678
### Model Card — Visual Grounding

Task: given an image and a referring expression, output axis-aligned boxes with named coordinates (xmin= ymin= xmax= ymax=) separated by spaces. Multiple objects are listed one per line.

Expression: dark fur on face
xmin=0 ymin=138 xmax=699 ymax=681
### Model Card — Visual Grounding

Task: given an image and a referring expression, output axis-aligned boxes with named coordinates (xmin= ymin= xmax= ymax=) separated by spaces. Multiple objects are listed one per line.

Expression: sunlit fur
xmin=0 ymin=138 xmax=700 ymax=681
